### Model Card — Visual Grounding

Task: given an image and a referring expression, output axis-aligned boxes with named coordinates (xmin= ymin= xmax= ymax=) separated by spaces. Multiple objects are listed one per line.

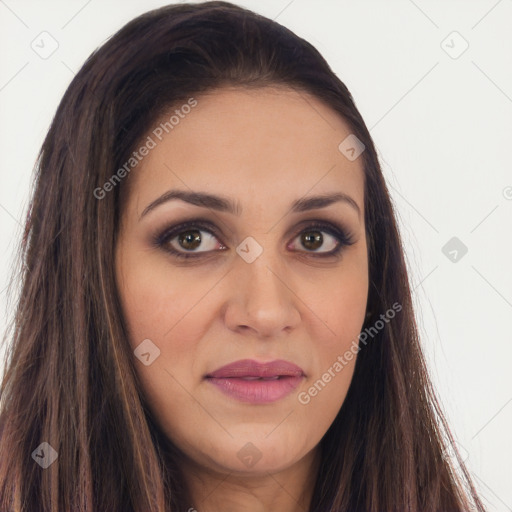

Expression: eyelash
xmin=153 ymin=219 xmax=356 ymax=260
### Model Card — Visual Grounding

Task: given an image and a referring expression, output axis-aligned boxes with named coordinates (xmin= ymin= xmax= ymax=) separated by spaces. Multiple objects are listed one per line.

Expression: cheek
xmin=297 ymin=254 xmax=368 ymax=406
xmin=116 ymin=250 xmax=209 ymax=346
xmin=116 ymin=255 xmax=211 ymax=421
xmin=316 ymin=280 xmax=367 ymax=332
xmin=116 ymin=250 xmax=225 ymax=414
xmin=295 ymin=286 xmax=365 ymax=432
xmin=306 ymin=254 xmax=368 ymax=350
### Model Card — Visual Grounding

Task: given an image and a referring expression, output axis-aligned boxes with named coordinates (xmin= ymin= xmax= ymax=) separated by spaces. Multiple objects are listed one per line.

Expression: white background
xmin=0 ymin=1 xmax=511 ymax=510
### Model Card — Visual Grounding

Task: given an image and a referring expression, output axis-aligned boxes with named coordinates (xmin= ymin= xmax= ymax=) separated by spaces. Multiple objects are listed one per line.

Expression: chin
xmin=186 ymin=435 xmax=307 ymax=476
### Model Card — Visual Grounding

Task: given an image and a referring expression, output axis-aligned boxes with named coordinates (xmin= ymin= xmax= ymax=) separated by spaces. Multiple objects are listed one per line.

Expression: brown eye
xmin=178 ymin=230 xmax=202 ymax=251
xmin=291 ymin=229 xmax=340 ymax=254
xmin=168 ymin=228 xmax=221 ymax=254
xmin=155 ymin=219 xmax=354 ymax=261
xmin=154 ymin=220 xmax=228 ymax=260
xmin=301 ymin=231 xmax=324 ymax=251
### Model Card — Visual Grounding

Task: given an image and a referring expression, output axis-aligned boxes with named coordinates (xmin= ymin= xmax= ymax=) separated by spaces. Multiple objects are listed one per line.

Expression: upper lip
xmin=206 ymin=359 xmax=305 ymax=379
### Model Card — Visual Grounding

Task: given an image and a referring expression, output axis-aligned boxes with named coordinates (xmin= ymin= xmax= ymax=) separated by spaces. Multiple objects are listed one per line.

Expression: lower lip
xmin=206 ymin=376 xmax=303 ymax=404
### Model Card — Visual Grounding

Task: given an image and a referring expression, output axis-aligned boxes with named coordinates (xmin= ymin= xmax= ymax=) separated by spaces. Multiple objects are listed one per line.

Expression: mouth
xmin=205 ymin=359 xmax=305 ymax=404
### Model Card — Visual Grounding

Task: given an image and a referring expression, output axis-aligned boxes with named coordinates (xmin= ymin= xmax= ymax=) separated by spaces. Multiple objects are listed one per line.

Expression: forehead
xmin=124 ymin=86 xmax=365 ymax=217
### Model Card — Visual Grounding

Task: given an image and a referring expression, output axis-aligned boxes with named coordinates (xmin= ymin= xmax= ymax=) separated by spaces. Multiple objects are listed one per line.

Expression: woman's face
xmin=115 ymin=87 xmax=368 ymax=477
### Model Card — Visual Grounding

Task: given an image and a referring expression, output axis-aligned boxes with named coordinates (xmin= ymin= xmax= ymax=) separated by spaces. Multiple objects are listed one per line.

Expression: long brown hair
xmin=0 ymin=2 xmax=486 ymax=511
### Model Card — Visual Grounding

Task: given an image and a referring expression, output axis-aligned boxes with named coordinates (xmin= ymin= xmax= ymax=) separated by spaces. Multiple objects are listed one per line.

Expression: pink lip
xmin=205 ymin=359 xmax=305 ymax=404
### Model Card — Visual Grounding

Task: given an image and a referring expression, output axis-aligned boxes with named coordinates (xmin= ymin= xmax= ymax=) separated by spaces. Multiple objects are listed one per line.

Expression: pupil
xmin=302 ymin=231 xmax=322 ymax=250
xmin=179 ymin=230 xmax=201 ymax=250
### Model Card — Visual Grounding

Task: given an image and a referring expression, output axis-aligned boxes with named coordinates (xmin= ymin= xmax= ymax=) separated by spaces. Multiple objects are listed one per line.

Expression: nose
xmin=223 ymin=251 xmax=302 ymax=339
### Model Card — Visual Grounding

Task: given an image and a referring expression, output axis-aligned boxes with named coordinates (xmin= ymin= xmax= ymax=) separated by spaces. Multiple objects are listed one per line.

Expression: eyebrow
xmin=139 ymin=189 xmax=361 ymax=220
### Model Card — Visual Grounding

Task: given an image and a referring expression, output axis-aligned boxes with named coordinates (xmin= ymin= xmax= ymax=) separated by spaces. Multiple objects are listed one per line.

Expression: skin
xmin=115 ymin=86 xmax=369 ymax=512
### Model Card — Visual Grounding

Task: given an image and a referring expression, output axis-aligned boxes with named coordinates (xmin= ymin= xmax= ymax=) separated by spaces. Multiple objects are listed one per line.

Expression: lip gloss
xmin=207 ymin=375 xmax=303 ymax=403
xmin=205 ymin=359 xmax=305 ymax=404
